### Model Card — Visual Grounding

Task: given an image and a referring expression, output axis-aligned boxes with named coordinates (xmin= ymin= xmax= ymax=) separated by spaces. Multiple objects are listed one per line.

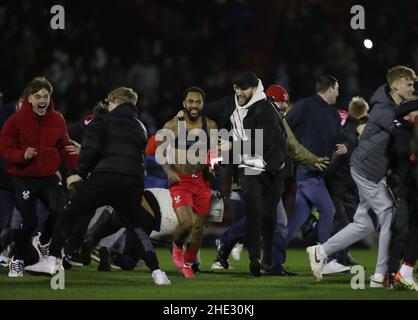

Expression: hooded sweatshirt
xmin=350 ymin=84 xmax=397 ymax=182
xmin=0 ymin=98 xmax=78 ymax=177
xmin=229 ymin=80 xmax=268 ymax=170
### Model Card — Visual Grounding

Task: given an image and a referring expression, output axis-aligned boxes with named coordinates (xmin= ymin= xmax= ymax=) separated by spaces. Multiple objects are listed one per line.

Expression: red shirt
xmin=0 ymin=98 xmax=78 ymax=177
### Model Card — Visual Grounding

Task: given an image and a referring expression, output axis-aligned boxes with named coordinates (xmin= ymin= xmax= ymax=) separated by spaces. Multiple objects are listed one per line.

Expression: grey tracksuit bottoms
xmin=322 ymin=166 xmax=394 ymax=275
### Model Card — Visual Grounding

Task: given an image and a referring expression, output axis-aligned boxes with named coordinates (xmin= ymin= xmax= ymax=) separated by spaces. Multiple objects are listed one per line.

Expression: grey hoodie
xmin=350 ymin=84 xmax=397 ymax=182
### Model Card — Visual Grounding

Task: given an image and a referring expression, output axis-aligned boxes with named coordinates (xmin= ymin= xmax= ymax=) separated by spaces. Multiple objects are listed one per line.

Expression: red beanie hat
xmin=266 ymin=85 xmax=289 ymax=103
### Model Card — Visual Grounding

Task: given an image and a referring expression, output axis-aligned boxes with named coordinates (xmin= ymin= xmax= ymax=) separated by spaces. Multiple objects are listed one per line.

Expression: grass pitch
xmin=0 ymin=248 xmax=417 ymax=300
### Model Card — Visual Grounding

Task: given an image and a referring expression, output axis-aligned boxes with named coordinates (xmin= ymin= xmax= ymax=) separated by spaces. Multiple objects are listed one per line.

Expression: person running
xmin=0 ymin=77 xmax=77 ymax=277
xmin=25 ymin=87 xmax=170 ymax=286
xmin=158 ymin=86 xmax=217 ymax=278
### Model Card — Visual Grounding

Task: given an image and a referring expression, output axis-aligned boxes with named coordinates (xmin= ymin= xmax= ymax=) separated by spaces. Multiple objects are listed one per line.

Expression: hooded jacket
xmin=203 ymin=81 xmax=287 ymax=174
xmin=0 ymin=98 xmax=77 ymax=178
xmin=350 ymin=84 xmax=396 ymax=182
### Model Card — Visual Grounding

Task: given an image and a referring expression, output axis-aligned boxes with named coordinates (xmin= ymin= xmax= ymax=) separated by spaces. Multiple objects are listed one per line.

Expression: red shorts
xmin=169 ymin=173 xmax=212 ymax=215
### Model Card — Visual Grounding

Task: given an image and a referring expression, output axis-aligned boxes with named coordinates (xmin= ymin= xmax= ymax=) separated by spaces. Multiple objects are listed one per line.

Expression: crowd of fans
xmin=1 ymin=0 xmax=417 ymax=133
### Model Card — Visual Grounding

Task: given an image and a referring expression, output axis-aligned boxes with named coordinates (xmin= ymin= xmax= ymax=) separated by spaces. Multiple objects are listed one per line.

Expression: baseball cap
xmin=266 ymin=84 xmax=289 ymax=103
xmin=234 ymin=72 xmax=259 ymax=90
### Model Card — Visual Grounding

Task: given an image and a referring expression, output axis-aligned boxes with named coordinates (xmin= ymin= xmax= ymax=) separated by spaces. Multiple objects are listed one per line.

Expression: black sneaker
xmin=249 ymin=259 xmax=261 ymax=277
xmin=211 ymin=258 xmax=229 ymax=270
xmin=62 ymin=256 xmax=72 ymax=270
xmin=213 ymin=239 xmax=232 ymax=269
xmin=266 ymin=265 xmax=298 ymax=276
xmin=191 ymin=263 xmax=200 ymax=274
xmin=65 ymin=251 xmax=91 ymax=267
xmin=97 ymin=247 xmax=111 ymax=272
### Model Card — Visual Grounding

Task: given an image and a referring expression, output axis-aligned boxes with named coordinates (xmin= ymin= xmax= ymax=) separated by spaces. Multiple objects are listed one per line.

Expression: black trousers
xmin=387 ymin=199 xmax=410 ymax=273
xmin=13 ymin=175 xmax=65 ymax=260
xmin=87 ymin=208 xmax=156 ymax=270
xmin=50 ymin=172 xmax=159 ymax=271
xmin=404 ymin=211 xmax=418 ymax=265
xmin=239 ymin=168 xmax=284 ymax=262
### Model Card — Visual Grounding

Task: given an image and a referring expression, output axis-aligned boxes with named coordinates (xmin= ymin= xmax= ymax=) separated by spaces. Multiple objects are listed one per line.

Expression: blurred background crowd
xmin=0 ymin=0 xmax=417 ymax=133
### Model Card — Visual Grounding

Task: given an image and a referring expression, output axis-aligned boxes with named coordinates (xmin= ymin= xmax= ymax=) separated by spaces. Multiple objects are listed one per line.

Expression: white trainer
xmin=32 ymin=233 xmax=50 ymax=259
xmin=152 ymin=269 xmax=171 ymax=285
xmin=8 ymin=257 xmax=24 ymax=277
xmin=25 ymin=257 xmax=59 ymax=275
xmin=210 ymin=260 xmax=233 ymax=270
xmin=394 ymin=272 xmax=418 ymax=291
xmin=370 ymin=273 xmax=384 ymax=288
xmin=0 ymin=252 xmax=11 ymax=268
xmin=306 ymin=245 xmax=325 ymax=281
xmin=321 ymin=259 xmax=351 ymax=275
xmin=231 ymin=243 xmax=244 ymax=261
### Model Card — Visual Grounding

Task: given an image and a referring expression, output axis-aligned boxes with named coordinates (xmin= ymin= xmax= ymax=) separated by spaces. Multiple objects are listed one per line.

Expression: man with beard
xmin=177 ymin=74 xmax=288 ymax=276
xmin=228 ymin=75 xmax=288 ymax=276
xmin=157 ymin=87 xmax=217 ymax=278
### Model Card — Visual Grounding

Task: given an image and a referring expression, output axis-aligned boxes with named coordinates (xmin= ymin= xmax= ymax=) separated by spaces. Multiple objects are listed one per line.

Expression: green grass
xmin=0 ymin=248 xmax=417 ymax=300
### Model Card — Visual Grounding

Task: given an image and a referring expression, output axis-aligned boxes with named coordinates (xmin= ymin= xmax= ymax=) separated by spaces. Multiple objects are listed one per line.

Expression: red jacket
xmin=0 ymin=98 xmax=78 ymax=177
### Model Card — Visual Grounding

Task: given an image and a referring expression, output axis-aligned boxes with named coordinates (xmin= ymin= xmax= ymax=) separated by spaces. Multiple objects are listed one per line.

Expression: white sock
xmin=319 ymin=245 xmax=327 ymax=259
xmin=46 ymin=256 xmax=57 ymax=264
xmin=152 ymin=269 xmax=161 ymax=275
xmin=400 ymin=264 xmax=413 ymax=278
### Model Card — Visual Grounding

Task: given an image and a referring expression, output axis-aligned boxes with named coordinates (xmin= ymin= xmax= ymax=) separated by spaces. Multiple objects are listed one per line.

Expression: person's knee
xmin=178 ymin=219 xmax=193 ymax=232
xmin=191 ymin=223 xmax=204 ymax=237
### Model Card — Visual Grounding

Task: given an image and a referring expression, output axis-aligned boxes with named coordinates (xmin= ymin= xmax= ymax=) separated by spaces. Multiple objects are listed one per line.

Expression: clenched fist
xmin=24 ymin=147 xmax=37 ymax=160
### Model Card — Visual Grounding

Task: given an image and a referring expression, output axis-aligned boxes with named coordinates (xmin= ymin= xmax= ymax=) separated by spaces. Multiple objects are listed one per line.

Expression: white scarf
xmin=230 ymin=79 xmax=267 ymax=171
xmin=230 ymin=79 xmax=266 ymax=141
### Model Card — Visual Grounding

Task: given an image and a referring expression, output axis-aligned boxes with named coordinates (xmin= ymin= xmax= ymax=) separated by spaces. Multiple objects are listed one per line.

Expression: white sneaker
xmin=25 ymin=257 xmax=59 ymax=275
xmin=32 ymin=233 xmax=50 ymax=259
xmin=370 ymin=274 xmax=384 ymax=288
xmin=231 ymin=243 xmax=243 ymax=261
xmin=211 ymin=260 xmax=233 ymax=270
xmin=0 ymin=253 xmax=11 ymax=267
xmin=321 ymin=259 xmax=351 ymax=275
xmin=394 ymin=272 xmax=418 ymax=291
xmin=8 ymin=257 xmax=24 ymax=277
xmin=152 ymin=269 xmax=171 ymax=285
xmin=306 ymin=245 xmax=325 ymax=281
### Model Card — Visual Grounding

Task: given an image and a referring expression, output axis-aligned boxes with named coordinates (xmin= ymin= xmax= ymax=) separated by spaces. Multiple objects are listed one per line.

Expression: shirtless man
xmin=158 ymin=86 xmax=217 ymax=278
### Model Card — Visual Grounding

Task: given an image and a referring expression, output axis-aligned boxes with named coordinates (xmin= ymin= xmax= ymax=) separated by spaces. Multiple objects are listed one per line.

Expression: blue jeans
xmin=286 ymin=177 xmax=335 ymax=244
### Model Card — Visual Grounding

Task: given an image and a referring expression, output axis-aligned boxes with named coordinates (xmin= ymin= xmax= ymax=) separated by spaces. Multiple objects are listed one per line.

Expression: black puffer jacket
xmin=77 ymin=103 xmax=148 ymax=182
